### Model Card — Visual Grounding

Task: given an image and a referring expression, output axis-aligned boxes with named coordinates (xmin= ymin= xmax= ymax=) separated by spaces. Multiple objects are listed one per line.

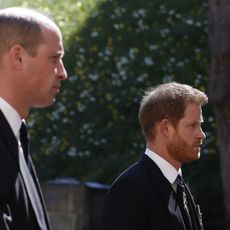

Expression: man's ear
xmin=159 ymin=119 xmax=171 ymax=137
xmin=8 ymin=44 xmax=24 ymax=70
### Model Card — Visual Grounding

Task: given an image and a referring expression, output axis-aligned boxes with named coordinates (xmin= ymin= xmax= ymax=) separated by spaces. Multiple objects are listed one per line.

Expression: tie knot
xmin=175 ymin=174 xmax=184 ymax=188
xmin=20 ymin=122 xmax=28 ymax=141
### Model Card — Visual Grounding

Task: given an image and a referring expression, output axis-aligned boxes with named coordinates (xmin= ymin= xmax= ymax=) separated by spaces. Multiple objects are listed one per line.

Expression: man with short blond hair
xmin=0 ymin=7 xmax=67 ymax=230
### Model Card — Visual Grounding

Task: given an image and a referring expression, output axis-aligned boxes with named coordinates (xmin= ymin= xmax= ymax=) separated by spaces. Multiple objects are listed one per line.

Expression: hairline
xmin=0 ymin=7 xmax=59 ymax=58
xmin=138 ymin=82 xmax=208 ymax=141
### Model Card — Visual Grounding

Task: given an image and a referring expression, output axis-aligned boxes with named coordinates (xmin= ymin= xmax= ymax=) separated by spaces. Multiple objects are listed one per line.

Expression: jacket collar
xmin=139 ymin=154 xmax=185 ymax=229
xmin=0 ymin=110 xmax=19 ymax=163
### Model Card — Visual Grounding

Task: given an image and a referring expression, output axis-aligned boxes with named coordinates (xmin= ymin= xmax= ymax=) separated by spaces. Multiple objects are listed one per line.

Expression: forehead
xmin=181 ymin=103 xmax=203 ymax=122
xmin=40 ymin=26 xmax=64 ymax=53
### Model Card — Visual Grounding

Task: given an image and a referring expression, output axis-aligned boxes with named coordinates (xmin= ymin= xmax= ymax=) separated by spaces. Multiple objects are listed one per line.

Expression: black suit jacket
xmin=103 ymin=154 xmax=203 ymax=230
xmin=0 ymin=111 xmax=51 ymax=230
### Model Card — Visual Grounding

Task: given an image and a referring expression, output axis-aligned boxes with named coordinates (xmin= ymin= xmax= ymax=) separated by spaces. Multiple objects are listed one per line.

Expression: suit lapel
xmin=139 ymin=154 xmax=185 ymax=230
xmin=184 ymin=183 xmax=204 ymax=230
xmin=0 ymin=110 xmax=19 ymax=164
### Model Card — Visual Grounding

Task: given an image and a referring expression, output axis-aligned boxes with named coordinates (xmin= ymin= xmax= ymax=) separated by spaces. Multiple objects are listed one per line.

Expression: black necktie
xmin=176 ymin=175 xmax=192 ymax=230
xmin=19 ymin=122 xmax=29 ymax=163
xmin=18 ymin=122 xmax=47 ymax=230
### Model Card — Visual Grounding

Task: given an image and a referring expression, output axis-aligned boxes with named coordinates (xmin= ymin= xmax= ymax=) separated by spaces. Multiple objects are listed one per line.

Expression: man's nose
xmin=57 ymin=61 xmax=68 ymax=80
xmin=198 ymin=128 xmax=206 ymax=140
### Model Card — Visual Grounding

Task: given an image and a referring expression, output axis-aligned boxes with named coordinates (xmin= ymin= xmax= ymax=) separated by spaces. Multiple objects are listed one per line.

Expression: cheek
xmin=177 ymin=130 xmax=193 ymax=145
xmin=181 ymin=133 xmax=191 ymax=143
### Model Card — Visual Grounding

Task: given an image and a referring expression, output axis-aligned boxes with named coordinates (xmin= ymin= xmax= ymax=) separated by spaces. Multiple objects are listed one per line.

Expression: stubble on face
xmin=167 ymin=131 xmax=201 ymax=164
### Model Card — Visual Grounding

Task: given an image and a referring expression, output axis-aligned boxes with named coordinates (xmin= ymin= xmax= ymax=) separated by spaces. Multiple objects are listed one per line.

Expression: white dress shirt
xmin=145 ymin=148 xmax=181 ymax=187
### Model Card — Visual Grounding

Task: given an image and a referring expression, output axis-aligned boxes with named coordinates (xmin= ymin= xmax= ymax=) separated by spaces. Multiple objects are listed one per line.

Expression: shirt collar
xmin=145 ymin=148 xmax=181 ymax=185
xmin=0 ymin=97 xmax=22 ymax=137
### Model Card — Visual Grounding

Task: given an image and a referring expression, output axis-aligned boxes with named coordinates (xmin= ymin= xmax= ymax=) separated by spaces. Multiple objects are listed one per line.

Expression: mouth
xmin=53 ymin=85 xmax=60 ymax=92
xmin=195 ymin=141 xmax=202 ymax=147
xmin=193 ymin=143 xmax=202 ymax=149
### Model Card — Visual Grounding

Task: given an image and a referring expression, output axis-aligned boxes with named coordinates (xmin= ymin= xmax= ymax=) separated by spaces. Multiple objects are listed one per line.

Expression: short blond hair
xmin=0 ymin=7 xmax=57 ymax=59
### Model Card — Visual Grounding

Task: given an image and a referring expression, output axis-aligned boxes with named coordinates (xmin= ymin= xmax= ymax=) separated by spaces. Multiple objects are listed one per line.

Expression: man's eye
xmin=51 ymin=56 xmax=61 ymax=62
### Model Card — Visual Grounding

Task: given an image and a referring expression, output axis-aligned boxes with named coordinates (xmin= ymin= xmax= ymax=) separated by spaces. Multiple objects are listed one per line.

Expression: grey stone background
xmin=41 ymin=178 xmax=108 ymax=230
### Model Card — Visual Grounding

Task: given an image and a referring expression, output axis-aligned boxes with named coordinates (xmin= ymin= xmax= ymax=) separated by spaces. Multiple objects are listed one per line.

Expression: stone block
xmin=41 ymin=178 xmax=108 ymax=230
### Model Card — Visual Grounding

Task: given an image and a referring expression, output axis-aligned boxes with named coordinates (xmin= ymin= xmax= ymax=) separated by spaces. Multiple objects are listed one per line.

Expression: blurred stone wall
xmin=41 ymin=178 xmax=108 ymax=230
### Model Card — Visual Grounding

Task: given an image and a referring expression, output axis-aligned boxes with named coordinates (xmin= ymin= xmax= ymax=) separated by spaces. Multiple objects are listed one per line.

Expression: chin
xmin=185 ymin=152 xmax=200 ymax=163
xmin=33 ymin=99 xmax=55 ymax=108
xmin=191 ymin=151 xmax=200 ymax=161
